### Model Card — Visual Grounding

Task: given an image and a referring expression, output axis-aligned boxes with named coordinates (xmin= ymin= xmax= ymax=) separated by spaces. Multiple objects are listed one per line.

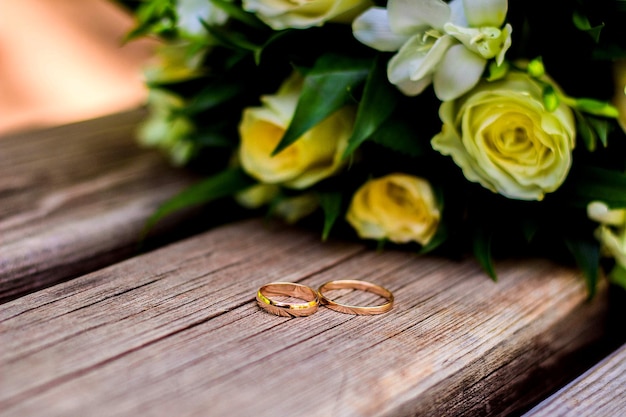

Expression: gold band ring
xmin=256 ymin=282 xmax=319 ymax=317
xmin=318 ymin=280 xmax=394 ymax=315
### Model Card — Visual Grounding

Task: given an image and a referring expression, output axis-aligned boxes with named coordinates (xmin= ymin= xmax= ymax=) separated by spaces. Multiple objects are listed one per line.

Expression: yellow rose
xmin=346 ymin=173 xmax=440 ymax=245
xmin=587 ymin=201 xmax=626 ymax=268
xmin=431 ymin=72 xmax=576 ymax=201
xmin=238 ymin=72 xmax=355 ymax=189
xmin=613 ymin=59 xmax=626 ymax=133
xmin=242 ymin=0 xmax=372 ymax=30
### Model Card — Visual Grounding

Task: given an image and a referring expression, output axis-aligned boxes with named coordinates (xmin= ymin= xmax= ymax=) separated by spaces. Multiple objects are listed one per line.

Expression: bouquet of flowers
xmin=119 ymin=0 xmax=626 ymax=295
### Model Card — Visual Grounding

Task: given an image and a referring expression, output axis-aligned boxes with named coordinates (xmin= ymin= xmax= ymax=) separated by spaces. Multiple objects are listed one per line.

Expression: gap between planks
xmin=522 ymin=341 xmax=626 ymax=417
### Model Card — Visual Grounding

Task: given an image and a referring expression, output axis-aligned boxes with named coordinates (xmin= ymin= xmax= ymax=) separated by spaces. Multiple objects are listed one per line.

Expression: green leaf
xmin=271 ymin=53 xmax=371 ymax=156
xmin=574 ymin=104 xmax=616 ymax=151
xmin=572 ymin=10 xmax=604 ymax=43
xmin=343 ymin=56 xmax=398 ymax=159
xmin=124 ymin=0 xmax=177 ymax=41
xmin=486 ymin=60 xmax=509 ymax=81
xmin=566 ymin=167 xmax=626 ymax=208
xmin=189 ymin=129 xmax=234 ymax=148
xmin=201 ymin=20 xmax=261 ymax=54
xmin=142 ymin=168 xmax=255 ymax=235
xmin=317 ymin=192 xmax=343 ymax=241
xmin=574 ymin=98 xmax=619 ymax=118
xmin=564 ymin=236 xmax=600 ymax=298
xmin=576 ymin=111 xmax=598 ymax=151
xmin=609 ymin=264 xmax=626 ymax=291
xmin=184 ymin=81 xmax=246 ymax=115
xmin=588 ymin=116 xmax=611 ymax=148
xmin=369 ymin=116 xmax=427 ymax=157
xmin=520 ymin=217 xmax=540 ymax=243
xmin=255 ymin=30 xmax=293 ymax=65
xmin=473 ymin=228 xmax=497 ymax=281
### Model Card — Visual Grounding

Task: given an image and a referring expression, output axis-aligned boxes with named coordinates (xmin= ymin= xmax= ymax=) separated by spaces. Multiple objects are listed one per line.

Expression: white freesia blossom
xmin=176 ymin=0 xmax=229 ymax=36
xmin=587 ymin=201 xmax=626 ymax=268
xmin=353 ymin=0 xmax=511 ymax=100
xmin=138 ymin=90 xmax=195 ymax=166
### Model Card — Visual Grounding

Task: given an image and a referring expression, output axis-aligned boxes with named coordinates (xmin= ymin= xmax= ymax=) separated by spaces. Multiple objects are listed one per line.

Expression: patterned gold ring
xmin=317 ymin=280 xmax=394 ymax=315
xmin=256 ymin=282 xmax=319 ymax=317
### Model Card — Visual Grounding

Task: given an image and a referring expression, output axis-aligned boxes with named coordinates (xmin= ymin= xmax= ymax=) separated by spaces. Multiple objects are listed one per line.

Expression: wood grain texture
xmin=522 ymin=342 xmax=626 ymax=417
xmin=0 ymin=110 xmax=199 ymax=302
xmin=0 ymin=218 xmax=619 ymax=417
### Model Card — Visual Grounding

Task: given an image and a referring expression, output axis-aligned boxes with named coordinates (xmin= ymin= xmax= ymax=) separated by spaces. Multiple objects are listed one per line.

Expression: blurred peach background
xmin=0 ymin=0 xmax=157 ymax=135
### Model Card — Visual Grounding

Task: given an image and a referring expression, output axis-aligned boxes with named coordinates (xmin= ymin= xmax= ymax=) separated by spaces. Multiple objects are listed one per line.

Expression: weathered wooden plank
xmin=0 ymin=218 xmax=621 ymax=417
xmin=0 ymin=110 xmax=199 ymax=302
xmin=522 ymin=342 xmax=626 ymax=417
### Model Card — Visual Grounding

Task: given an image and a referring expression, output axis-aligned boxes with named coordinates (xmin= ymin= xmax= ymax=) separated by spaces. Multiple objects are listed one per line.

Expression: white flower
xmin=588 ymin=201 xmax=626 ymax=268
xmin=176 ymin=0 xmax=229 ymax=37
xmin=353 ymin=0 xmax=511 ymax=100
xmin=137 ymin=90 xmax=195 ymax=166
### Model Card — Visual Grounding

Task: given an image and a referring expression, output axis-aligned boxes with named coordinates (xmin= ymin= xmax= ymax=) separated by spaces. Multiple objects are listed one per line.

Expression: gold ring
xmin=318 ymin=280 xmax=394 ymax=315
xmin=256 ymin=282 xmax=319 ymax=317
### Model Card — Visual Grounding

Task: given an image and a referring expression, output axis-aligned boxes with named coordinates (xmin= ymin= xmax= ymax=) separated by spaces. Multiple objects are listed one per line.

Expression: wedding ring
xmin=318 ymin=280 xmax=394 ymax=315
xmin=256 ymin=282 xmax=319 ymax=317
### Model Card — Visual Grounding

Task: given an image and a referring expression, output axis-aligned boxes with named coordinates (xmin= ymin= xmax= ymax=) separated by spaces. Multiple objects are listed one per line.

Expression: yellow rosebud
xmin=274 ymin=193 xmax=319 ymax=224
xmin=238 ymin=72 xmax=355 ymax=189
xmin=432 ymin=71 xmax=576 ymax=200
xmin=235 ymin=183 xmax=280 ymax=209
xmin=242 ymin=0 xmax=372 ymax=30
xmin=613 ymin=59 xmax=626 ymax=133
xmin=346 ymin=173 xmax=440 ymax=245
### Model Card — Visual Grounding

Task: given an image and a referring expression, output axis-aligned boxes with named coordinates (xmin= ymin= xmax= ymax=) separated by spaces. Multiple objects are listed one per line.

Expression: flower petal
xmin=588 ymin=201 xmax=626 ymax=226
xmin=388 ymin=0 xmax=450 ymax=34
xmin=410 ymin=34 xmax=455 ymax=81
xmin=444 ymin=22 xmax=512 ymax=61
xmin=353 ymin=7 xmax=409 ymax=51
xmin=396 ymin=74 xmax=433 ymax=96
xmin=462 ymin=0 xmax=507 ymax=27
xmin=447 ymin=0 xmax=467 ymax=26
xmin=433 ymin=43 xmax=485 ymax=100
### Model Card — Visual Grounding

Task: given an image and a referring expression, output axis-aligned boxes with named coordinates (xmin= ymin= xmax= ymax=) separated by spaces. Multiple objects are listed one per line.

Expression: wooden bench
xmin=0 ymin=110 xmax=201 ymax=302
xmin=1 ymin=111 xmax=624 ymax=416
